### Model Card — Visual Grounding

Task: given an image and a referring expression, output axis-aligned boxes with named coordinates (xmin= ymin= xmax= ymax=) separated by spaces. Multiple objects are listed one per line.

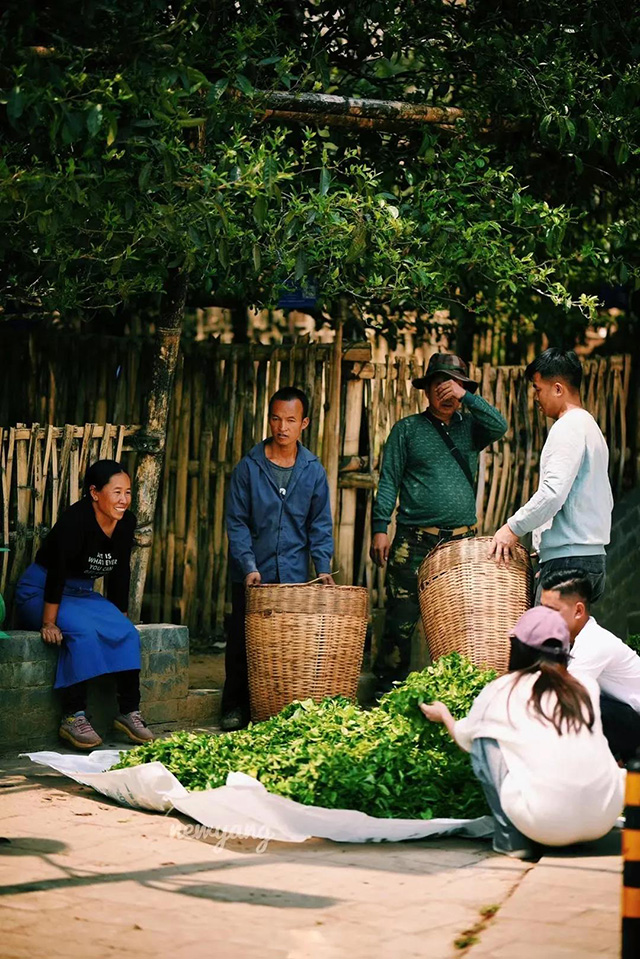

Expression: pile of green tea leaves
xmin=112 ymin=654 xmax=495 ymax=820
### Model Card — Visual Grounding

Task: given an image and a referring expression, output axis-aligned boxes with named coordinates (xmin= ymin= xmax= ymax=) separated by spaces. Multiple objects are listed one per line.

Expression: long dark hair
xmin=82 ymin=459 xmax=129 ymax=498
xmin=508 ymin=637 xmax=595 ymax=736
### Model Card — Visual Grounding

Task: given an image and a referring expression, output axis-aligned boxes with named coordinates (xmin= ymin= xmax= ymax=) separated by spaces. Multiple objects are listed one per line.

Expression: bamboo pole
xmin=322 ymin=300 xmax=345 ymax=523
xmin=31 ymin=428 xmax=44 ymax=560
xmin=10 ymin=424 xmax=28 ymax=591
xmin=174 ymin=370 xmax=192 ymax=584
xmin=181 ymin=364 xmax=203 ymax=628
xmin=198 ymin=373 xmax=214 ymax=636
xmin=213 ymin=357 xmax=233 ymax=636
xmin=0 ymin=427 xmax=15 ymax=594
xmin=338 ymin=377 xmax=364 ymax=584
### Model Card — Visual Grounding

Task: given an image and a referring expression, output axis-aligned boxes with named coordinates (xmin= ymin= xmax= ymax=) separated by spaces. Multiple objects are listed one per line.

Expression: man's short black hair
xmin=269 ymin=386 xmax=309 ymax=419
xmin=540 ymin=568 xmax=592 ymax=609
xmin=525 ymin=348 xmax=582 ymax=391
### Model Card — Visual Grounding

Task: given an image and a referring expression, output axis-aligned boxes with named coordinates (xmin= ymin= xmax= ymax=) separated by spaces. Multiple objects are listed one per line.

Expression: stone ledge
xmin=0 ymin=624 xmax=209 ymax=755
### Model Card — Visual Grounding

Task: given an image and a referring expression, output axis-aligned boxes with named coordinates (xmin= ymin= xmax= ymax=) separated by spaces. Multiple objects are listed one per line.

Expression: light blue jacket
xmin=226 ymin=441 xmax=334 ymax=584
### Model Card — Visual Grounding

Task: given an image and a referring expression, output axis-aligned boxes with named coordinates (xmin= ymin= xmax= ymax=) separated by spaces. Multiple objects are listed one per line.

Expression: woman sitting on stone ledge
xmin=14 ymin=459 xmax=153 ymax=750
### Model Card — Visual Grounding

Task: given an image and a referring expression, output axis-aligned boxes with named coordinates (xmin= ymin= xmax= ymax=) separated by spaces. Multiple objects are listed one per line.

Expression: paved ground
xmin=0 ymin=746 xmax=622 ymax=959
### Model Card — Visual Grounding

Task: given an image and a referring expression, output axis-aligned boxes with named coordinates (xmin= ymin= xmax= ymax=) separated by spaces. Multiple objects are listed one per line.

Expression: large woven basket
xmin=245 ymin=583 xmax=369 ymax=721
xmin=417 ymin=537 xmax=533 ymax=674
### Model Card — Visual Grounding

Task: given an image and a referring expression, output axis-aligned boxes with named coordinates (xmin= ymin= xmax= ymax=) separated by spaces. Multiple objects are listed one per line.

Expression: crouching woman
xmin=421 ymin=606 xmax=624 ymax=859
xmin=15 ymin=459 xmax=153 ymax=750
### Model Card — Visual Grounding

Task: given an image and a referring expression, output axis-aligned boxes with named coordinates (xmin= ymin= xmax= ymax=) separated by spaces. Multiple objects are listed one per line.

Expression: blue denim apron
xmin=14 ymin=563 xmax=140 ymax=688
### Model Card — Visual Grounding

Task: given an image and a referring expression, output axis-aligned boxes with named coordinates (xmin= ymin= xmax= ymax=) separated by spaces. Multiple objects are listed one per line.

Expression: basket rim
xmin=246 ymin=583 xmax=368 ymax=592
xmin=426 ymin=535 xmax=530 ymax=551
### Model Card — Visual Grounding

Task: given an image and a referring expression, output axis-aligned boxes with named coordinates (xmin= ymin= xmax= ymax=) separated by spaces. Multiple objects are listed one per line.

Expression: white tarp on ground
xmin=24 ymin=750 xmax=494 ymax=844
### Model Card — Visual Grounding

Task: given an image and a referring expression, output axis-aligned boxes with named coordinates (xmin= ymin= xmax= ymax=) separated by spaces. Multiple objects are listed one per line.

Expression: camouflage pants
xmin=374 ymin=525 xmax=477 ymax=685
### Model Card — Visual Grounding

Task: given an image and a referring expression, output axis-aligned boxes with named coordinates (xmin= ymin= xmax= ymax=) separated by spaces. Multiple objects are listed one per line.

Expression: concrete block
xmin=178 ymin=689 xmax=221 ymax=725
xmin=175 ymin=649 xmax=190 ymax=672
xmin=146 ymin=650 xmax=178 ymax=676
xmin=140 ymin=673 xmax=188 ymax=702
xmin=0 ymin=632 xmax=49 ymax=663
xmin=12 ymin=660 xmax=57 ymax=687
xmin=139 ymin=624 xmax=188 ymax=652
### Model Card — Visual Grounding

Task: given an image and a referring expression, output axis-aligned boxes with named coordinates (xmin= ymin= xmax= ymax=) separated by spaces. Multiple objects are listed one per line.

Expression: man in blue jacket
xmin=222 ymin=386 xmax=335 ymax=730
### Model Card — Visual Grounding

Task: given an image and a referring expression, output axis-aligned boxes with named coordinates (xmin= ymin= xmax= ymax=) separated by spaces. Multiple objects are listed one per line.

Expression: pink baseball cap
xmin=510 ymin=606 xmax=570 ymax=654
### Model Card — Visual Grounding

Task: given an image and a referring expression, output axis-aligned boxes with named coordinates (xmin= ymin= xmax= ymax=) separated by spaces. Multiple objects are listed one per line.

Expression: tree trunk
xmin=452 ymin=300 xmax=477 ymax=364
xmin=129 ymin=271 xmax=188 ymax=622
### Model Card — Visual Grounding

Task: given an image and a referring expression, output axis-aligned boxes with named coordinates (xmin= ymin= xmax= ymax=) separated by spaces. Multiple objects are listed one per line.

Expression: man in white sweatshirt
xmin=488 ymin=348 xmax=613 ymax=602
xmin=541 ymin=569 xmax=640 ymax=762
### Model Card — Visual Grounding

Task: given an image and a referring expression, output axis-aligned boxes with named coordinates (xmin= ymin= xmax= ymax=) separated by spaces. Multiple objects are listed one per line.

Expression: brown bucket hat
xmin=412 ymin=353 xmax=478 ymax=393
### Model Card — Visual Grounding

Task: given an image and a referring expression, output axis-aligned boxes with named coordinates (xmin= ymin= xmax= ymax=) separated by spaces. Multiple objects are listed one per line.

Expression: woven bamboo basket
xmin=417 ymin=537 xmax=533 ymax=674
xmin=245 ymin=583 xmax=369 ymax=721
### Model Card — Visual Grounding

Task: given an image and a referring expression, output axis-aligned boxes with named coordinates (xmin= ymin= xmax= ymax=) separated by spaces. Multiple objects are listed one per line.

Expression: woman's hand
xmin=41 ymin=622 xmax=63 ymax=645
xmin=420 ymin=701 xmax=450 ymax=724
xmin=244 ymin=571 xmax=262 ymax=587
xmin=420 ymin=700 xmax=458 ymax=742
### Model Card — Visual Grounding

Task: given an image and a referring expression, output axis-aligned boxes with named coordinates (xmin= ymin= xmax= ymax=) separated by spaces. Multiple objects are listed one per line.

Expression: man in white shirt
xmin=488 ymin=348 xmax=613 ymax=603
xmin=541 ymin=568 xmax=640 ymax=761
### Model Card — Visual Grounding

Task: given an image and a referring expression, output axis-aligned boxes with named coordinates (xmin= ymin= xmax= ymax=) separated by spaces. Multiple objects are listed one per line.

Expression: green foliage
xmin=626 ymin=635 xmax=640 ymax=656
xmin=113 ymin=653 xmax=496 ymax=820
xmin=1 ymin=1 xmax=638 ymax=331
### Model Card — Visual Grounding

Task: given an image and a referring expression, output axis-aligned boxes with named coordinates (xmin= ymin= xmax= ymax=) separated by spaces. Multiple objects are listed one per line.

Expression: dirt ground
xmin=189 ymin=651 xmax=225 ymax=690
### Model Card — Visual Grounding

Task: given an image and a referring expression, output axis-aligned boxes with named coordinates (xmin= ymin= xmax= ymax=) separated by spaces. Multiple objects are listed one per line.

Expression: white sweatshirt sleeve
xmin=507 ymin=417 xmax=585 ymax=537
xmin=452 ymin=681 xmax=499 ymax=753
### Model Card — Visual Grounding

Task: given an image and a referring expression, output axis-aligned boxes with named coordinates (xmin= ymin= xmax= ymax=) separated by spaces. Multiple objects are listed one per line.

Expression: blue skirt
xmin=14 ymin=563 xmax=141 ymax=689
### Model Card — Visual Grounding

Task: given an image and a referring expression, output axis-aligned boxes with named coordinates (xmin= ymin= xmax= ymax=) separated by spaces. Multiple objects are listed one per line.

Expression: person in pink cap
xmin=421 ymin=606 xmax=624 ymax=859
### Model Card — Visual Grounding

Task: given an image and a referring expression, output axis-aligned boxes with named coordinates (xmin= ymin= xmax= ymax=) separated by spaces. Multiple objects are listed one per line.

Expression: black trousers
xmin=220 ymin=582 xmax=251 ymax=719
xmin=600 ymin=692 xmax=640 ymax=763
xmin=61 ymin=669 xmax=141 ymax=716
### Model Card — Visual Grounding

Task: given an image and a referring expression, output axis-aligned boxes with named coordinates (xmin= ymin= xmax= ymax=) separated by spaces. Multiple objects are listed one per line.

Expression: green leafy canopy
xmin=1 ymin=1 xmax=638 ymax=327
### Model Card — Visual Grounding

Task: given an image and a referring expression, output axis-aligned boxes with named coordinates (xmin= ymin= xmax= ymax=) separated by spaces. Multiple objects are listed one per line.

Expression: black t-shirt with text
xmin=35 ymin=497 xmax=136 ymax=611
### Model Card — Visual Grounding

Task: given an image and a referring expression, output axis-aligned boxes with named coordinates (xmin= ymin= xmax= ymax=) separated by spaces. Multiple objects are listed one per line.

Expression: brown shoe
xmin=59 ymin=713 xmax=103 ymax=750
xmin=113 ymin=710 xmax=154 ymax=744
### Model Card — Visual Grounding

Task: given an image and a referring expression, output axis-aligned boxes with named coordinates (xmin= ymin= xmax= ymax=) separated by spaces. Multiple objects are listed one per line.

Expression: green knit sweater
xmin=372 ymin=392 xmax=508 ymax=533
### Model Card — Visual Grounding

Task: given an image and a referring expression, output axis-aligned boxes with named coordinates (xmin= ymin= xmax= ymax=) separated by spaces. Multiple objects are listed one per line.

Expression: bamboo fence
xmin=0 ymin=332 xmax=633 ymax=641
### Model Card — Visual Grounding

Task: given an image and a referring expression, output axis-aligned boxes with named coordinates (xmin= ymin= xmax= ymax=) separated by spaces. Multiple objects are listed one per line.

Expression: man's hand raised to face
xmin=435 ymin=378 xmax=466 ymax=403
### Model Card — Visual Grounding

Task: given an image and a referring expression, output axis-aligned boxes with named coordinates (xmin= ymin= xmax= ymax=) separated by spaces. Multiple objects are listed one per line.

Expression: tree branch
xmin=246 ymin=89 xmax=465 ymax=129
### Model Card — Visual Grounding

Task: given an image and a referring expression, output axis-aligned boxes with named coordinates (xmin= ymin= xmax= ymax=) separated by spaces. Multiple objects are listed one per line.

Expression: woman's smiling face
xmin=90 ymin=471 xmax=132 ymax=522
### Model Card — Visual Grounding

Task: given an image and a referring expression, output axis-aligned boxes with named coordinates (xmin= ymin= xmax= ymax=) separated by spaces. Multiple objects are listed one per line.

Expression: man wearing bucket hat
xmin=421 ymin=606 xmax=624 ymax=858
xmin=370 ymin=352 xmax=507 ymax=693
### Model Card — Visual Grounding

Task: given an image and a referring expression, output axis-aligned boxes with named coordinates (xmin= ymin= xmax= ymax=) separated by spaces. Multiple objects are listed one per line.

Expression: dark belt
xmin=417 ymin=524 xmax=477 ymax=537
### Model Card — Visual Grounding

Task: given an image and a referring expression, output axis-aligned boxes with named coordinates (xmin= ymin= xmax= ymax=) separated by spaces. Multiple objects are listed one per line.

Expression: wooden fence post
xmin=338 ymin=376 xmax=364 ymax=584
xmin=321 ymin=298 xmax=346 ymax=575
xmin=322 ymin=299 xmax=346 ymax=520
xmin=129 ymin=271 xmax=188 ymax=622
